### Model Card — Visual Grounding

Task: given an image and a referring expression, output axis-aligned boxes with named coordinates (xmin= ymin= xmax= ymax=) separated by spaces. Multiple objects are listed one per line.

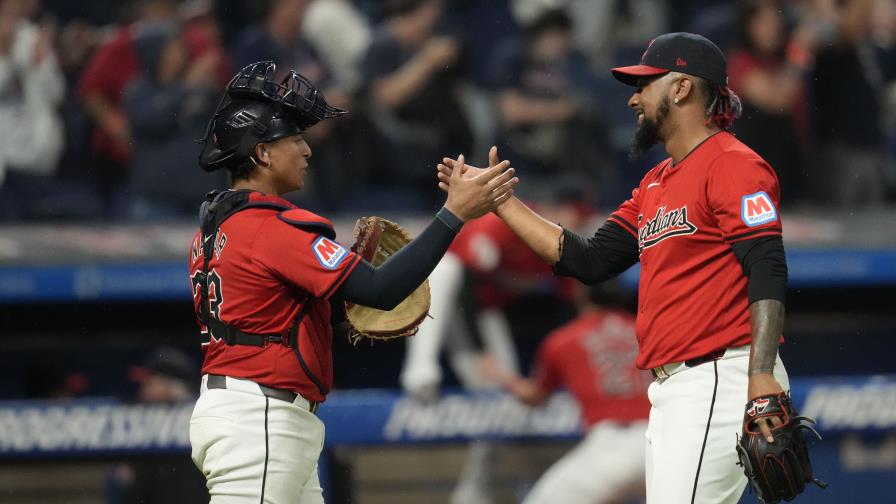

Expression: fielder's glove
xmin=344 ymin=216 xmax=430 ymax=343
xmin=736 ymin=392 xmax=828 ymax=503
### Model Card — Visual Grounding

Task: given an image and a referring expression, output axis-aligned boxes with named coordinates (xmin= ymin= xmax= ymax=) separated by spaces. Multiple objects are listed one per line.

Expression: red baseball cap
xmin=611 ymin=32 xmax=728 ymax=87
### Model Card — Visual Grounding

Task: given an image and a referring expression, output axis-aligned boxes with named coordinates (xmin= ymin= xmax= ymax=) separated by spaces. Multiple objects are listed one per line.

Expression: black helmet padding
xmin=199 ymin=61 xmax=347 ymax=172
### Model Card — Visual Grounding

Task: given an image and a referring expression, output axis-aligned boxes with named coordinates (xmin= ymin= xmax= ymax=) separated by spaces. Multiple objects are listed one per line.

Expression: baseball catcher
xmin=188 ymin=60 xmax=518 ymax=504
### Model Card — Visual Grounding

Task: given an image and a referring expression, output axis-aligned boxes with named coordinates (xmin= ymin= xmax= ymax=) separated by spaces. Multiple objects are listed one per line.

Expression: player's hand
xmin=443 ymin=154 xmax=517 ymax=221
xmin=437 ymin=146 xmax=506 ymax=191
xmin=102 ymin=110 xmax=132 ymax=145
xmin=420 ymin=36 xmax=460 ymax=71
xmin=185 ymin=52 xmax=220 ymax=88
xmin=748 ymin=372 xmax=785 ymax=443
xmin=475 ymin=353 xmax=509 ymax=385
xmin=439 ymin=147 xmax=517 ymax=214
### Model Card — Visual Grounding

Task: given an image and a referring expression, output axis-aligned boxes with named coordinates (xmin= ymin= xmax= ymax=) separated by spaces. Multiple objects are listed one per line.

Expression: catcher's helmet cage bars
xmin=198 ymin=61 xmax=347 ymax=172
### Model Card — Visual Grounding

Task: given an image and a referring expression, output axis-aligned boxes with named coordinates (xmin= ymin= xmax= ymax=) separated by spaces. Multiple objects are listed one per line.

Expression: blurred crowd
xmin=0 ymin=0 xmax=895 ymax=221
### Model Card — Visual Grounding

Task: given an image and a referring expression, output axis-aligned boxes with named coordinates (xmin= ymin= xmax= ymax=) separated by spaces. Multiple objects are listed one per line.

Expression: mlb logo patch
xmin=312 ymin=236 xmax=348 ymax=269
xmin=741 ymin=191 xmax=777 ymax=227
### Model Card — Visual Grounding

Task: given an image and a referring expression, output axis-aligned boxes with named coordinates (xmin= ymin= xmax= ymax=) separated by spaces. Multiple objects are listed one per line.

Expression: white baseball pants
xmin=523 ymin=420 xmax=648 ymax=504
xmin=190 ymin=375 xmax=325 ymax=504
xmin=645 ymin=346 xmax=790 ymax=504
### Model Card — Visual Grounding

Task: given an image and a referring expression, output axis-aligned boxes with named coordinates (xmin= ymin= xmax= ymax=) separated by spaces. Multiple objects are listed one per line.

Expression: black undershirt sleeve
xmin=338 ymin=207 xmax=462 ymax=310
xmin=729 ymin=235 xmax=787 ymax=304
xmin=553 ymin=220 xmax=640 ymax=284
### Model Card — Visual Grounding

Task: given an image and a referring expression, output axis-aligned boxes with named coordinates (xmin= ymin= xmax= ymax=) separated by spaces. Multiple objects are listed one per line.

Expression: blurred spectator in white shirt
xmin=0 ymin=0 xmax=64 ymax=186
xmin=302 ymin=0 xmax=372 ymax=94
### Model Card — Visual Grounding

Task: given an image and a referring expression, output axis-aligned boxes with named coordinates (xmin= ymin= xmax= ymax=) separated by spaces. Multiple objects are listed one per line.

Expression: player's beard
xmin=630 ymin=96 xmax=670 ymax=159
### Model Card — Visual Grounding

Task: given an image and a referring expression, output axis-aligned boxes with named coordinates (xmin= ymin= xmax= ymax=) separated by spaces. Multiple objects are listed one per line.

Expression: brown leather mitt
xmin=344 ymin=216 xmax=430 ymax=343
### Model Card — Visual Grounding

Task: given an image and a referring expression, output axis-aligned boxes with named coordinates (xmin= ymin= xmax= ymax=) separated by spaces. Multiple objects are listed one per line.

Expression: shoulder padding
xmin=277 ymin=208 xmax=336 ymax=240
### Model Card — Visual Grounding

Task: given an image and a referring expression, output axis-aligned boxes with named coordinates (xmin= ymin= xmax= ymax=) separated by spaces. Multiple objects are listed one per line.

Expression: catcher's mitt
xmin=736 ymin=392 xmax=828 ymax=503
xmin=344 ymin=216 xmax=430 ymax=343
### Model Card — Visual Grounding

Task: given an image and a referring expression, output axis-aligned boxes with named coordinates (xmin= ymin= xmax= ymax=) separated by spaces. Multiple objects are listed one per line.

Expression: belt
xmin=651 ymin=349 xmax=727 ymax=380
xmin=205 ymin=374 xmax=319 ymax=414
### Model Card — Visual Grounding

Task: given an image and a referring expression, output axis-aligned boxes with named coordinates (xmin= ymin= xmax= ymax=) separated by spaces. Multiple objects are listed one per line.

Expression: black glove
xmin=736 ymin=392 xmax=828 ymax=503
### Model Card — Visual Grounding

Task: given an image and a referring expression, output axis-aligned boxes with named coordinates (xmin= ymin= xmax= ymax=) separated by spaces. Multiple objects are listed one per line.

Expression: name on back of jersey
xmin=741 ymin=191 xmax=777 ymax=227
xmin=313 ymin=236 xmax=348 ymax=269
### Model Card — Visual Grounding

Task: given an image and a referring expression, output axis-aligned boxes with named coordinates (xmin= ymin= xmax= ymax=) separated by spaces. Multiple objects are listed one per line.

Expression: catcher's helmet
xmin=198 ymin=61 xmax=346 ymax=172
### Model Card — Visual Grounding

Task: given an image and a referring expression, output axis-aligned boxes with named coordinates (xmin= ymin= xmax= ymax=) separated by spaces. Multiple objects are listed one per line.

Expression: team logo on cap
xmin=638 ymin=205 xmax=698 ymax=251
xmin=741 ymin=191 xmax=777 ymax=227
xmin=641 ymin=38 xmax=655 ymax=61
xmin=312 ymin=236 xmax=348 ymax=269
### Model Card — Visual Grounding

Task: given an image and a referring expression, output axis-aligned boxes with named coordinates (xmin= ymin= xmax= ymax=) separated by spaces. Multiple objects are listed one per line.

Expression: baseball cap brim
xmin=611 ymin=65 xmax=669 ymax=86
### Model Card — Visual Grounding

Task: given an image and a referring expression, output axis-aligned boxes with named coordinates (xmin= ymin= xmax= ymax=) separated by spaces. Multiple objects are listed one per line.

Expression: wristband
xmin=436 ymin=206 xmax=464 ymax=233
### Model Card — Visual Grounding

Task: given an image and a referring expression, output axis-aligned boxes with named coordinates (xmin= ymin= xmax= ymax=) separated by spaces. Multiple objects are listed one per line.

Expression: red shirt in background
xmin=727 ymin=49 xmax=809 ymax=146
xmin=449 ymin=213 xmax=575 ymax=307
xmin=76 ymin=26 xmax=140 ymax=164
xmin=534 ymin=309 xmax=651 ymax=427
xmin=182 ymin=18 xmax=234 ymax=86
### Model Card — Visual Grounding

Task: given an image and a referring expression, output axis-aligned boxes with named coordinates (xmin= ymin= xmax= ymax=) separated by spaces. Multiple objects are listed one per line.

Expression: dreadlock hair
xmin=697 ymin=77 xmax=742 ymax=131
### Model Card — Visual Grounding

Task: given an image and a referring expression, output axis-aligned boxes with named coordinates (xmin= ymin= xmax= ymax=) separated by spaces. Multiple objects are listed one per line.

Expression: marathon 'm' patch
xmin=312 ymin=236 xmax=348 ymax=269
xmin=741 ymin=191 xmax=777 ymax=227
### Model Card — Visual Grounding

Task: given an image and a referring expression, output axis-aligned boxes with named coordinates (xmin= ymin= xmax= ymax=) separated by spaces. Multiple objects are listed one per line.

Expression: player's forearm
xmin=82 ymin=93 xmax=127 ymax=137
xmin=553 ymin=221 xmax=640 ymax=284
xmin=339 ymin=207 xmax=461 ymax=309
xmin=504 ymin=376 xmax=549 ymax=407
xmin=497 ymin=92 xmax=573 ymax=126
xmin=371 ymin=55 xmax=436 ymax=111
xmin=495 ymin=197 xmax=564 ymax=264
xmin=747 ymin=299 xmax=784 ymax=376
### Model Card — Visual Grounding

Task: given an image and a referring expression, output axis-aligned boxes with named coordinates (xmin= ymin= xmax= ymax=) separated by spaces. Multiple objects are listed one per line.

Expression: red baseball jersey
xmin=449 ymin=213 xmax=574 ymax=306
xmin=534 ymin=309 xmax=651 ymax=426
xmin=608 ymin=132 xmax=783 ymax=369
xmin=188 ymin=193 xmax=360 ymax=402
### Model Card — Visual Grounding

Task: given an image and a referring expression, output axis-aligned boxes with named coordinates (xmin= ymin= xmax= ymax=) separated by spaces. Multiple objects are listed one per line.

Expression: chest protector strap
xmin=196 ymin=191 xmax=334 ymax=354
xmin=196 ymin=190 xmax=333 ymax=395
xmin=197 ymin=191 xmax=285 ymax=347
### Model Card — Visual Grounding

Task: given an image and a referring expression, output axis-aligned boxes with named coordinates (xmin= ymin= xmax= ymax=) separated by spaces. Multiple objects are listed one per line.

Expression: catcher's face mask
xmin=199 ymin=61 xmax=346 ymax=172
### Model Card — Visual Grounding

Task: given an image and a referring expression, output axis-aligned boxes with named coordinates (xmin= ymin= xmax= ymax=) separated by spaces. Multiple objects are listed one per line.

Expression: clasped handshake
xmin=438 ymin=146 xmax=518 ymax=222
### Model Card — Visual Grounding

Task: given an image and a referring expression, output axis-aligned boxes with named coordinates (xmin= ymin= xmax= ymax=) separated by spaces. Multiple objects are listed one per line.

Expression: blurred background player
xmin=479 ymin=280 xmax=651 ymax=504
xmin=401 ymin=181 xmax=594 ymax=400
xmin=400 ymin=181 xmax=593 ymax=504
